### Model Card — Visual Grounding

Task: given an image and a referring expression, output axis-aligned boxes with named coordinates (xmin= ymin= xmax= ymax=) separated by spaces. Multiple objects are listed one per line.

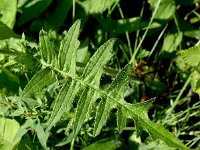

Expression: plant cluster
xmin=0 ymin=0 xmax=199 ymax=149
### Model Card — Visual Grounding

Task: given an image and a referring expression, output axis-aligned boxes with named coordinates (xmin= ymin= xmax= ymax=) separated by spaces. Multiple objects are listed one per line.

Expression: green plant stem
xmin=70 ymin=139 xmax=75 ymax=150
xmin=129 ymin=0 xmax=161 ymax=64
xmin=117 ymin=4 xmax=132 ymax=56
xmin=147 ymin=24 xmax=168 ymax=60
xmin=134 ymin=1 xmax=145 ymax=57
xmin=72 ymin=0 xmax=75 ymax=23
xmin=163 ymin=73 xmax=192 ymax=124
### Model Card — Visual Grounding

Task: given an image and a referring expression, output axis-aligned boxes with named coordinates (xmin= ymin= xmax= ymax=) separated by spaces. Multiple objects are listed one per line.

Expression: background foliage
xmin=0 ymin=0 xmax=199 ymax=149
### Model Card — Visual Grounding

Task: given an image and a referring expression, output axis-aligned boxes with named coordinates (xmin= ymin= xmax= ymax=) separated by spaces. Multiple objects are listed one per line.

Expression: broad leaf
xmin=0 ymin=0 xmax=17 ymax=28
xmin=0 ymin=117 xmax=20 ymax=150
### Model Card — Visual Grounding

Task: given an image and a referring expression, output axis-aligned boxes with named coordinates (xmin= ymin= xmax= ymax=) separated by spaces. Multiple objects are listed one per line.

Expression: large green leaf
xmin=0 ymin=117 xmax=20 ymax=150
xmin=0 ymin=0 xmax=17 ymax=28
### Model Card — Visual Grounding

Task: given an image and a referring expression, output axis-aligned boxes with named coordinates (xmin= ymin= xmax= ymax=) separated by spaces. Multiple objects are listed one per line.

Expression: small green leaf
xmin=39 ymin=30 xmax=56 ymax=64
xmin=117 ymin=107 xmax=127 ymax=133
xmin=58 ymin=20 xmax=80 ymax=75
xmin=22 ymin=68 xmax=56 ymax=98
xmin=162 ymin=32 xmax=183 ymax=53
xmin=36 ymin=123 xmax=48 ymax=149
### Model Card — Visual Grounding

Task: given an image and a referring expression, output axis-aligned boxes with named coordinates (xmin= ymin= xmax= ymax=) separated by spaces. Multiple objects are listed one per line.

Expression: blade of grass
xmin=163 ymin=73 xmax=192 ymax=124
xmin=129 ymin=0 xmax=161 ymax=64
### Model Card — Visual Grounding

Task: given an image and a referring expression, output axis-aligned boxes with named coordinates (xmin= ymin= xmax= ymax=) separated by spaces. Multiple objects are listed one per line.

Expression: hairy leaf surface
xmin=22 ymin=68 xmax=56 ymax=98
xmin=39 ymin=30 xmax=56 ymax=64
xmin=21 ymin=21 xmax=188 ymax=149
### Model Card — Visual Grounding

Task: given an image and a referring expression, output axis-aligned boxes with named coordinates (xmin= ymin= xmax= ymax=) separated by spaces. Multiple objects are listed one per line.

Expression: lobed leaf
xmin=94 ymin=64 xmax=131 ymax=136
xmin=125 ymin=102 xmax=189 ymax=150
xmin=73 ymin=87 xmax=97 ymax=137
xmin=81 ymin=38 xmax=115 ymax=86
xmin=21 ymin=68 xmax=56 ymax=98
xmin=47 ymin=79 xmax=81 ymax=130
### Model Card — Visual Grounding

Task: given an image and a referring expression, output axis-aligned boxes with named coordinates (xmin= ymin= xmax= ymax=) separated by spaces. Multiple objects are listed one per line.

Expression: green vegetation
xmin=0 ymin=0 xmax=199 ymax=149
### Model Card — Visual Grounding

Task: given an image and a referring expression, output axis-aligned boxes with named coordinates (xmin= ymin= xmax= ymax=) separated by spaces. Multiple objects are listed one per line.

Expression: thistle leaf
xmin=117 ymin=107 xmax=127 ymax=133
xmin=73 ymin=88 xmax=97 ymax=136
xmin=47 ymin=79 xmax=81 ymax=130
xmin=58 ymin=20 xmax=80 ymax=75
xmin=125 ymin=101 xmax=189 ymax=150
xmin=63 ymin=39 xmax=116 ymax=139
xmin=39 ymin=30 xmax=56 ymax=64
xmin=94 ymin=64 xmax=131 ymax=136
xmin=22 ymin=68 xmax=56 ymax=98
xmin=81 ymin=38 xmax=115 ymax=86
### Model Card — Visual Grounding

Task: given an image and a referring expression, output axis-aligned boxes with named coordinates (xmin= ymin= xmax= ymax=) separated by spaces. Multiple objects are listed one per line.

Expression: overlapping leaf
xmin=21 ymin=20 xmax=188 ymax=150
